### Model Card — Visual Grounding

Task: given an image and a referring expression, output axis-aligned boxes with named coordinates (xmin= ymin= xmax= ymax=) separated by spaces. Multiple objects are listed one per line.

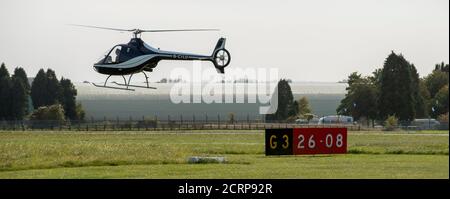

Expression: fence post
xmin=102 ymin=116 xmax=105 ymax=131
xmin=205 ymin=113 xmax=208 ymax=130
xmin=155 ymin=115 xmax=158 ymax=130
xmin=168 ymin=115 xmax=171 ymax=130
xmin=136 ymin=116 xmax=140 ymax=131
xmin=180 ymin=114 xmax=183 ymax=130
xmin=89 ymin=116 xmax=93 ymax=131
xmin=116 ymin=116 xmax=119 ymax=131
xmin=217 ymin=114 xmax=220 ymax=130
xmin=129 ymin=116 xmax=132 ymax=131
xmin=142 ymin=116 xmax=147 ymax=131
xmin=193 ymin=114 xmax=196 ymax=130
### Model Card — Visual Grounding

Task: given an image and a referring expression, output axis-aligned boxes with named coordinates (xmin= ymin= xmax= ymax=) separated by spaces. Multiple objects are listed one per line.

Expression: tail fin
xmin=212 ymin=38 xmax=226 ymax=56
xmin=212 ymin=38 xmax=227 ymax=73
xmin=216 ymin=66 xmax=225 ymax=74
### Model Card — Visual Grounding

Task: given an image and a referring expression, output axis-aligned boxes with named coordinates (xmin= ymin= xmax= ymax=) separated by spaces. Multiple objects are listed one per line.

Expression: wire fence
xmin=0 ymin=118 xmax=447 ymax=132
xmin=0 ymin=119 xmax=367 ymax=131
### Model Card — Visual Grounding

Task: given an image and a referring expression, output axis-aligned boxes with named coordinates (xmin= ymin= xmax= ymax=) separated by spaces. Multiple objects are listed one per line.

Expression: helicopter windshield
xmin=107 ymin=46 xmax=122 ymax=64
xmin=96 ymin=45 xmax=143 ymax=64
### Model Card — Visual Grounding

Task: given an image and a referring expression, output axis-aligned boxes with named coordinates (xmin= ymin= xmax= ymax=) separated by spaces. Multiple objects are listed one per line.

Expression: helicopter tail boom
xmin=156 ymin=38 xmax=230 ymax=74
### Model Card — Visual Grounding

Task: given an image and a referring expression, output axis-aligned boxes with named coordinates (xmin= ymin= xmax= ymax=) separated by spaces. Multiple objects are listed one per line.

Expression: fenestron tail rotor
xmin=68 ymin=24 xmax=219 ymax=37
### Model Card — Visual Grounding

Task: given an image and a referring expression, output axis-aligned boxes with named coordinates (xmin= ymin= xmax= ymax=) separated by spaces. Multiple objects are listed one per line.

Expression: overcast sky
xmin=0 ymin=0 xmax=448 ymax=82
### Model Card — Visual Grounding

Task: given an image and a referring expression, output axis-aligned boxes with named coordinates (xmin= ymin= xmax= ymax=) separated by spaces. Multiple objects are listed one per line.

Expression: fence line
xmin=0 ymin=119 xmax=367 ymax=131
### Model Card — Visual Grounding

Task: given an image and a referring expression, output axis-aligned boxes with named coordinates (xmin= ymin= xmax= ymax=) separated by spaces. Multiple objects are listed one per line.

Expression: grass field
xmin=0 ymin=130 xmax=448 ymax=179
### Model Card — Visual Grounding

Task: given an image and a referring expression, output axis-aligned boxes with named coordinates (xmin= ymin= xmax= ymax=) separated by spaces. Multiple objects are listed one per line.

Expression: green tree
xmin=31 ymin=68 xmax=83 ymax=120
xmin=424 ymin=70 xmax=449 ymax=98
xmin=434 ymin=62 xmax=449 ymax=73
xmin=265 ymin=79 xmax=295 ymax=121
xmin=297 ymin=97 xmax=311 ymax=116
xmin=12 ymin=67 xmax=30 ymax=116
xmin=10 ymin=78 xmax=28 ymax=119
xmin=354 ymin=83 xmax=378 ymax=122
xmin=31 ymin=68 xmax=62 ymax=108
xmin=45 ymin=69 xmax=62 ymax=105
xmin=30 ymin=69 xmax=48 ymax=108
xmin=75 ymin=103 xmax=86 ymax=121
xmin=337 ymin=72 xmax=377 ymax=124
xmin=432 ymin=85 xmax=449 ymax=118
xmin=29 ymin=104 xmax=65 ymax=121
xmin=378 ymin=52 xmax=416 ymax=121
xmin=368 ymin=68 xmax=382 ymax=87
xmin=418 ymin=79 xmax=431 ymax=117
xmin=0 ymin=63 xmax=9 ymax=77
xmin=60 ymin=77 xmax=77 ymax=120
xmin=337 ymin=72 xmax=361 ymax=117
xmin=384 ymin=115 xmax=398 ymax=131
xmin=410 ymin=65 xmax=427 ymax=118
xmin=12 ymin=67 xmax=29 ymax=91
xmin=29 ymin=104 xmax=66 ymax=128
xmin=289 ymin=100 xmax=299 ymax=117
xmin=0 ymin=63 xmax=13 ymax=120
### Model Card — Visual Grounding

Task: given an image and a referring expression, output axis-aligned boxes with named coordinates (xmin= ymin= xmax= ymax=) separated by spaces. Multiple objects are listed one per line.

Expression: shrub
xmin=228 ymin=112 xmax=235 ymax=124
xmin=75 ymin=103 xmax=85 ymax=121
xmin=384 ymin=115 xmax=398 ymax=131
xmin=29 ymin=104 xmax=65 ymax=128
xmin=437 ymin=112 xmax=449 ymax=123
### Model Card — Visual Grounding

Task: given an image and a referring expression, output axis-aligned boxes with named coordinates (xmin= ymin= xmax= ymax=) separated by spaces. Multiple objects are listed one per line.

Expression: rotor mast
xmin=133 ymin=29 xmax=143 ymax=38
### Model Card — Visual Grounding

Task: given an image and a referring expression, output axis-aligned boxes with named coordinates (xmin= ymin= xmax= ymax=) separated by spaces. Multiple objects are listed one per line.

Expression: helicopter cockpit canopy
xmin=97 ymin=44 xmax=144 ymax=64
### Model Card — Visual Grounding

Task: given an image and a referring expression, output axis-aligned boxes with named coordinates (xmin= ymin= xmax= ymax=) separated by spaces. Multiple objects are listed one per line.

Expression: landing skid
xmin=112 ymin=82 xmax=156 ymax=89
xmin=91 ymin=83 xmax=135 ymax=91
xmin=86 ymin=71 xmax=156 ymax=91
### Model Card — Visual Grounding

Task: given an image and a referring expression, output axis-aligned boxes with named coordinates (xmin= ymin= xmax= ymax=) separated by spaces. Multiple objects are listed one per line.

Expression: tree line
xmin=0 ymin=63 xmax=85 ymax=121
xmin=336 ymin=52 xmax=448 ymax=125
xmin=265 ymin=52 xmax=448 ymax=125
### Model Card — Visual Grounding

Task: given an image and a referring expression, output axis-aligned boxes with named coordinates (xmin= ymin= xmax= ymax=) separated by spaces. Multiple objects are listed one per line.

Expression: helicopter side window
xmin=118 ymin=46 xmax=143 ymax=62
xmin=104 ymin=46 xmax=122 ymax=64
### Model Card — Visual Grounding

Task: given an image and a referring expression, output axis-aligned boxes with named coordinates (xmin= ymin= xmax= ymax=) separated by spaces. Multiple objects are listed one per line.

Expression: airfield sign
xmin=265 ymin=128 xmax=347 ymax=155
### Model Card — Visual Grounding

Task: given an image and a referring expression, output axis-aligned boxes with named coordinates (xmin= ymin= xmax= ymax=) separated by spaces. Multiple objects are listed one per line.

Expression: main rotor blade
xmin=69 ymin=25 xmax=220 ymax=34
xmin=68 ymin=24 xmax=135 ymax=32
xmin=139 ymin=29 xmax=220 ymax=33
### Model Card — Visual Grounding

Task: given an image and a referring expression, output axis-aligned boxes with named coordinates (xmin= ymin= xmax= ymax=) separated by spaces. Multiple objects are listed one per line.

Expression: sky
xmin=0 ymin=0 xmax=448 ymax=83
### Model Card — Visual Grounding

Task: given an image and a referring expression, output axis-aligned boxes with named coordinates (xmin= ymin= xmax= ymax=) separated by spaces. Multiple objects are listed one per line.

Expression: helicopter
xmin=72 ymin=25 xmax=231 ymax=91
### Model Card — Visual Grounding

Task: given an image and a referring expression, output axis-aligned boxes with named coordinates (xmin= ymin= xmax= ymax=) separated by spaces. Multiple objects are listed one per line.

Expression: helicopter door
xmin=104 ymin=46 xmax=122 ymax=64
